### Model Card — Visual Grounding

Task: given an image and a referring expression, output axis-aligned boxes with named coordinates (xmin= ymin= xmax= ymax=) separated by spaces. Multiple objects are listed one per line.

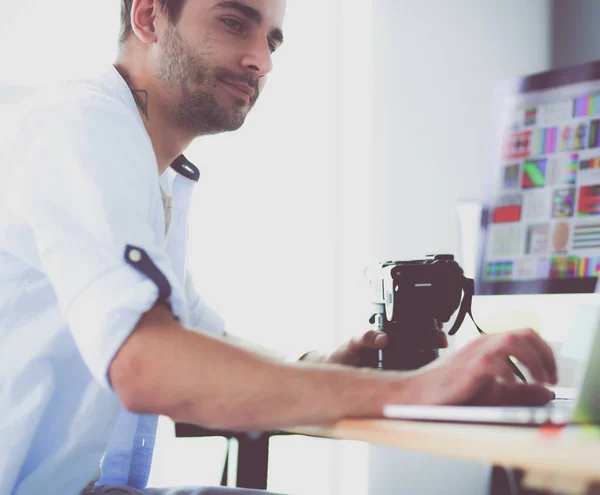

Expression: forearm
xmin=223 ymin=331 xmax=286 ymax=361
xmin=224 ymin=332 xmax=322 ymax=364
xmin=110 ymin=307 xmax=402 ymax=430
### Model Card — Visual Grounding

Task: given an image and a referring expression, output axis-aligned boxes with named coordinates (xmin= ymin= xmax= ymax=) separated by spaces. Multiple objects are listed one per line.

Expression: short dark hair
xmin=120 ymin=0 xmax=186 ymax=44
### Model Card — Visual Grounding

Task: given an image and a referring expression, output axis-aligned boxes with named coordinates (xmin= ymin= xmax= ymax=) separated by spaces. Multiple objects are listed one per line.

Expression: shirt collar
xmin=170 ymin=155 xmax=200 ymax=183
xmin=105 ymin=66 xmax=200 ymax=184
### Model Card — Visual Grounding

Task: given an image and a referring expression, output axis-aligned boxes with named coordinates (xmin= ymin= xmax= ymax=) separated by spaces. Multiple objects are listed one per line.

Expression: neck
xmin=114 ymin=61 xmax=194 ymax=175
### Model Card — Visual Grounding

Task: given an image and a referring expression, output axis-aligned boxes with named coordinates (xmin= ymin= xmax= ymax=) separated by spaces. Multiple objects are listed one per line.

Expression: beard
xmin=156 ymin=26 xmax=259 ymax=136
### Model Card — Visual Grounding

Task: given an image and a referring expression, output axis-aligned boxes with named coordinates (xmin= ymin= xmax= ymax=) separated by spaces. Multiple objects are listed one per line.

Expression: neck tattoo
xmin=122 ymin=74 xmax=150 ymax=121
xmin=131 ymin=88 xmax=149 ymax=121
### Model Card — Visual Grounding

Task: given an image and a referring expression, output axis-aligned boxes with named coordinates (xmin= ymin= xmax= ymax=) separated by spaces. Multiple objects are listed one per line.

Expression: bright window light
xmin=0 ymin=1 xmax=374 ymax=493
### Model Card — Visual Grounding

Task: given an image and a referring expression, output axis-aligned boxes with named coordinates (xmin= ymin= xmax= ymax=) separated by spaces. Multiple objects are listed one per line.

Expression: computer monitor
xmin=476 ymin=61 xmax=600 ymax=296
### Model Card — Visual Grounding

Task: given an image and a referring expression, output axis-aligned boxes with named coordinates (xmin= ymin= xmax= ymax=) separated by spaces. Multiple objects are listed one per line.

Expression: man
xmin=0 ymin=0 xmax=557 ymax=494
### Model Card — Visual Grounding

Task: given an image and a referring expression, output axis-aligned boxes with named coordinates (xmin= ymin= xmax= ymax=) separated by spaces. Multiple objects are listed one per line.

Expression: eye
xmin=221 ymin=18 xmax=245 ymax=32
xmin=268 ymin=41 xmax=276 ymax=53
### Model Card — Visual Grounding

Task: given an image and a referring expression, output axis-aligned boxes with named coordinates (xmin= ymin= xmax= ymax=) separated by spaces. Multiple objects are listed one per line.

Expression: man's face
xmin=154 ymin=0 xmax=286 ymax=136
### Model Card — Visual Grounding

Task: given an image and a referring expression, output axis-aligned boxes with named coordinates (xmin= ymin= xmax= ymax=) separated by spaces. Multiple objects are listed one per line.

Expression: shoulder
xmin=2 ymin=76 xmax=160 ymax=219
xmin=11 ymin=77 xmax=156 ymax=183
xmin=22 ymin=78 xmax=145 ymax=143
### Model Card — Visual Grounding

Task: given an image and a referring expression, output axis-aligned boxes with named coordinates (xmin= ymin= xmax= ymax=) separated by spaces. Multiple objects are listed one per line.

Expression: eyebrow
xmin=213 ymin=0 xmax=285 ymax=46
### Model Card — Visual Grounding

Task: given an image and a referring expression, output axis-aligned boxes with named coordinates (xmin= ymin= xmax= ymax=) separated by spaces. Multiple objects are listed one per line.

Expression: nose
xmin=240 ymin=35 xmax=273 ymax=77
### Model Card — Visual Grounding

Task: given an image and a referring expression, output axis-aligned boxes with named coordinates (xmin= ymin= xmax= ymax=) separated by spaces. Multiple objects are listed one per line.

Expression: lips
xmin=220 ymin=79 xmax=256 ymax=100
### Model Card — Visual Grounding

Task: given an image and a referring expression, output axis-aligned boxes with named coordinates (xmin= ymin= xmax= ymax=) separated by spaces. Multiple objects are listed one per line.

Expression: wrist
xmin=330 ymin=367 xmax=390 ymax=418
xmin=341 ymin=368 xmax=418 ymax=418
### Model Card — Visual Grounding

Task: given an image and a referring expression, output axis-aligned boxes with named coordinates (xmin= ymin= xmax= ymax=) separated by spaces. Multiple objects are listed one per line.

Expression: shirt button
xmin=128 ymin=249 xmax=142 ymax=263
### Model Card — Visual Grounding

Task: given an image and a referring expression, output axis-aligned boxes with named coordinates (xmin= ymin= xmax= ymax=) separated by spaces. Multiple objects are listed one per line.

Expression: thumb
xmin=371 ymin=331 xmax=388 ymax=348
xmin=358 ymin=330 xmax=389 ymax=349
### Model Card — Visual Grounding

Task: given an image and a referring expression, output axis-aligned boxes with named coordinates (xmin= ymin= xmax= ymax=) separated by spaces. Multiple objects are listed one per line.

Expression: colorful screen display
xmin=478 ymin=63 xmax=600 ymax=294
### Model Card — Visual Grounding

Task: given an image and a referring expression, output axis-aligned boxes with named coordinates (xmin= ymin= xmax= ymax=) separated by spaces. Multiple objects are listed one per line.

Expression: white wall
xmin=184 ymin=2 xmax=339 ymax=361
xmin=372 ymin=0 xmax=551 ymax=262
xmin=0 ymin=0 xmax=120 ymax=85
xmin=369 ymin=1 xmax=551 ymax=494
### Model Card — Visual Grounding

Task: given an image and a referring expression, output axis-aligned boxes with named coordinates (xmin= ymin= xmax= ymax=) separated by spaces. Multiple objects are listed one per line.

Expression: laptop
xmin=383 ymin=303 xmax=600 ymax=426
xmin=386 ymin=60 xmax=600 ymax=426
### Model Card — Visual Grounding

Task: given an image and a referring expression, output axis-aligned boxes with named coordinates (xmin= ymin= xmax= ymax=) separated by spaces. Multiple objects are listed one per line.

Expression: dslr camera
xmin=366 ymin=254 xmax=467 ymax=371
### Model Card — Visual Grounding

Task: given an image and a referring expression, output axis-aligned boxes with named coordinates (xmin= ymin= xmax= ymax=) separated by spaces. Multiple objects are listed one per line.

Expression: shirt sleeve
xmin=184 ymin=270 xmax=226 ymax=337
xmin=9 ymin=87 xmax=188 ymax=389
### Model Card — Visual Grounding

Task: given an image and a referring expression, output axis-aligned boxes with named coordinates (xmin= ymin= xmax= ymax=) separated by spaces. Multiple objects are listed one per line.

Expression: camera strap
xmin=447 ymin=277 xmax=527 ymax=383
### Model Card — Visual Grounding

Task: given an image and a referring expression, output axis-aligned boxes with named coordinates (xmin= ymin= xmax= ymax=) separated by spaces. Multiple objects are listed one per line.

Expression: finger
xmin=493 ymin=331 xmax=550 ymax=383
xmin=493 ymin=383 xmax=555 ymax=406
xmin=465 ymin=374 xmax=500 ymax=406
xmin=519 ymin=328 xmax=558 ymax=384
xmin=436 ymin=319 xmax=444 ymax=330
xmin=343 ymin=336 xmax=366 ymax=356
xmin=438 ymin=330 xmax=449 ymax=349
xmin=360 ymin=330 xmax=388 ymax=349
xmin=372 ymin=332 xmax=389 ymax=348
xmin=327 ymin=337 xmax=364 ymax=366
xmin=485 ymin=355 xmax=518 ymax=384
xmin=465 ymin=355 xmax=516 ymax=403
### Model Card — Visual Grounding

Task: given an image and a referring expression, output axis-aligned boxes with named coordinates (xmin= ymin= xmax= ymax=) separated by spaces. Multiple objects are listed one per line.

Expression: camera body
xmin=366 ymin=254 xmax=465 ymax=371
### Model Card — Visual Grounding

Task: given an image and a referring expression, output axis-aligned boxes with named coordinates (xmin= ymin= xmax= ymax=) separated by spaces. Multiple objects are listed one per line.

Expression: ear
xmin=130 ymin=0 xmax=161 ymax=44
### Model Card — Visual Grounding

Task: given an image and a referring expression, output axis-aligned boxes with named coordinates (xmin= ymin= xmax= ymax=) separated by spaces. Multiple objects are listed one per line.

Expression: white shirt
xmin=0 ymin=66 xmax=224 ymax=494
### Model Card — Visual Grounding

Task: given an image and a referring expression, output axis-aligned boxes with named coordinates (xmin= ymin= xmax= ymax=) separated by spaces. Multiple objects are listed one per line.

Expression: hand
xmin=306 ymin=320 xmax=448 ymax=367
xmin=399 ymin=328 xmax=557 ymax=406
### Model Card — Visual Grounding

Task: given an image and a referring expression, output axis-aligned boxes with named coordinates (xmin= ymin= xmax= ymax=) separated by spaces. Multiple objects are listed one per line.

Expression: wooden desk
xmin=287 ymin=419 xmax=600 ymax=495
